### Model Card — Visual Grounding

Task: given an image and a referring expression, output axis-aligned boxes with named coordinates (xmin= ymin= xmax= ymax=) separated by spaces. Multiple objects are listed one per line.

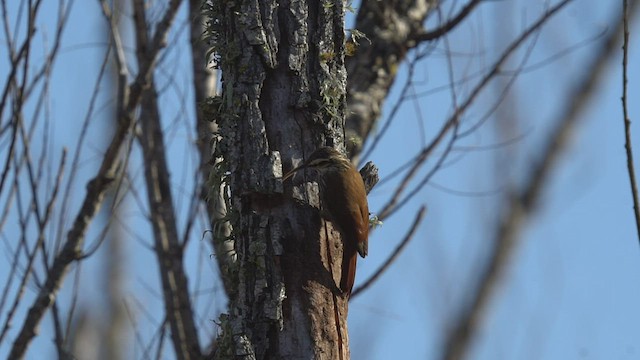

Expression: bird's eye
xmin=309 ymin=159 xmax=330 ymax=168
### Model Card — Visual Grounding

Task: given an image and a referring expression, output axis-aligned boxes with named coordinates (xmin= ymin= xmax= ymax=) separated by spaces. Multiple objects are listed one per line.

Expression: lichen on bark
xmin=206 ymin=0 xmax=353 ymax=358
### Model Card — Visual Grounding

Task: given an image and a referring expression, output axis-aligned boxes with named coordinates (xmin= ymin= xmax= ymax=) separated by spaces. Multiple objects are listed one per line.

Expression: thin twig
xmin=413 ymin=0 xmax=484 ymax=42
xmin=621 ymin=0 xmax=640 ymax=243
xmin=377 ymin=0 xmax=573 ymax=221
xmin=8 ymin=0 xmax=185 ymax=356
xmin=442 ymin=1 xmax=638 ymax=358
xmin=133 ymin=2 xmax=201 ymax=357
xmin=351 ymin=206 xmax=426 ymax=298
xmin=359 ymin=54 xmax=420 ymax=164
xmin=138 ymin=74 xmax=202 ymax=360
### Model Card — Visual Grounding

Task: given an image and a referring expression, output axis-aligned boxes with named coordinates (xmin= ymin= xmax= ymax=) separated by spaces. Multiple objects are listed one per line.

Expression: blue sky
xmin=348 ymin=1 xmax=640 ymax=359
xmin=1 ymin=0 xmax=639 ymax=359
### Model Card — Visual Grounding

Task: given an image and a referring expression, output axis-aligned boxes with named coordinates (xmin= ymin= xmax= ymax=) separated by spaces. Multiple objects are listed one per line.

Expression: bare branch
xmin=621 ymin=0 xmax=640 ymax=243
xmin=345 ymin=0 xmax=437 ymax=157
xmin=8 ymin=0 xmax=186 ymax=356
xmin=129 ymin=1 xmax=202 ymax=358
xmin=441 ymin=1 xmax=639 ymax=358
xmin=413 ymin=0 xmax=484 ymax=42
xmin=351 ymin=206 xmax=426 ymax=298
xmin=138 ymin=75 xmax=202 ymax=360
xmin=377 ymin=0 xmax=574 ymax=221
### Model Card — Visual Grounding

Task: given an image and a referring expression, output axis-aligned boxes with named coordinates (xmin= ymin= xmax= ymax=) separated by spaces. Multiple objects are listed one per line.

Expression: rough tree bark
xmin=345 ymin=0 xmax=437 ymax=157
xmin=210 ymin=0 xmax=353 ymax=358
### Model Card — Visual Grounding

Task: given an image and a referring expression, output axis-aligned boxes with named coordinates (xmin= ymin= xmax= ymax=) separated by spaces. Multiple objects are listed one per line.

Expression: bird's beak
xmin=282 ymin=164 xmax=306 ymax=181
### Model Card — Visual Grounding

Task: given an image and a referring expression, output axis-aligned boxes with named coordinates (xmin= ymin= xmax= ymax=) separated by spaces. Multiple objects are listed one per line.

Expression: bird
xmin=283 ymin=147 xmax=369 ymax=297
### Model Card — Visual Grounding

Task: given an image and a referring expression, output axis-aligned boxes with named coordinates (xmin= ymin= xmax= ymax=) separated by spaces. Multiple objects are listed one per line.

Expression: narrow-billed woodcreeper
xmin=283 ymin=147 xmax=369 ymax=297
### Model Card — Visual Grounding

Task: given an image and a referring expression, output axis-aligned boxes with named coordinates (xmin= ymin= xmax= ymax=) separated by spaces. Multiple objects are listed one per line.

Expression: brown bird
xmin=283 ymin=147 xmax=369 ymax=297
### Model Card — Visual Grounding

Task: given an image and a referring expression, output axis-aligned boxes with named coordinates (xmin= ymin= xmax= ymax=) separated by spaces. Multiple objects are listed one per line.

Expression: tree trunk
xmin=212 ymin=0 xmax=351 ymax=358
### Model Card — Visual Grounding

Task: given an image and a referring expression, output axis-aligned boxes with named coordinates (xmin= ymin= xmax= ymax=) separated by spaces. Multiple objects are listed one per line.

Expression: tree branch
xmin=376 ymin=0 xmax=573 ymax=221
xmin=621 ymin=0 xmax=640 ymax=243
xmin=412 ymin=0 xmax=484 ymax=42
xmin=139 ymin=82 xmax=202 ymax=360
xmin=351 ymin=206 xmax=426 ymax=298
xmin=8 ymin=1 xmax=185 ymax=357
xmin=441 ymin=1 xmax=638 ymax=358
xmin=345 ymin=0 xmax=437 ymax=158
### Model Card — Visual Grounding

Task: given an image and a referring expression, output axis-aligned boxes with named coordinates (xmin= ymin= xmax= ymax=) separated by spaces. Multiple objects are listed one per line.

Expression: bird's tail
xmin=340 ymin=247 xmax=358 ymax=297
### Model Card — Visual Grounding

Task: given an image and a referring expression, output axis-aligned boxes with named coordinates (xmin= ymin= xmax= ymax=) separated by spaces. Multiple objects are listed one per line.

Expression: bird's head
xmin=283 ymin=147 xmax=351 ymax=181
